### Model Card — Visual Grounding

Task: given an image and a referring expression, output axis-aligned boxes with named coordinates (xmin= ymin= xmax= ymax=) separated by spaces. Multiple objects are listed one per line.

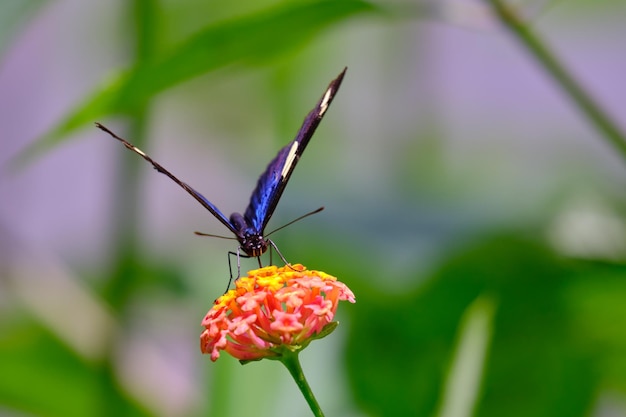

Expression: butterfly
xmin=96 ymin=67 xmax=346 ymax=274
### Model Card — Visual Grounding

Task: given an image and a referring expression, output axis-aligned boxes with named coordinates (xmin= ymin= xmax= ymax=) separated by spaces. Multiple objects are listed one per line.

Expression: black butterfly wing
xmin=95 ymin=123 xmax=239 ymax=236
xmin=243 ymin=67 xmax=347 ymax=233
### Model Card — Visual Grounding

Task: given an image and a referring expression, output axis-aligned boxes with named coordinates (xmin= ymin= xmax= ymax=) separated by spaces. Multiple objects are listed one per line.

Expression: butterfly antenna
xmin=194 ymin=231 xmax=237 ymax=240
xmin=266 ymin=206 xmax=324 ymax=237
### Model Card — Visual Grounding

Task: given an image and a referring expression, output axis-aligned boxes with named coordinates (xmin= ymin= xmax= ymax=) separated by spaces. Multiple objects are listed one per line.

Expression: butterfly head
xmin=240 ymin=232 xmax=269 ymax=258
xmin=230 ymin=212 xmax=269 ymax=257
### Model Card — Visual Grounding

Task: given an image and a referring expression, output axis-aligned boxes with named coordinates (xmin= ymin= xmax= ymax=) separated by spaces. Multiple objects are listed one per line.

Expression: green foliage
xmin=345 ymin=235 xmax=626 ymax=417
xmin=0 ymin=318 xmax=149 ymax=417
xmin=12 ymin=0 xmax=377 ymax=168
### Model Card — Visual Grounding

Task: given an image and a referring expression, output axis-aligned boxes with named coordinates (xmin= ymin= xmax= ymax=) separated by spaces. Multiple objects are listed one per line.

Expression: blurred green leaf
xmin=436 ymin=295 xmax=495 ymax=417
xmin=100 ymin=250 xmax=193 ymax=310
xmin=14 ymin=0 xmax=378 ymax=168
xmin=9 ymin=71 xmax=127 ymax=172
xmin=344 ymin=235 xmax=624 ymax=417
xmin=0 ymin=318 xmax=149 ymax=417
xmin=563 ymin=263 xmax=626 ymax=393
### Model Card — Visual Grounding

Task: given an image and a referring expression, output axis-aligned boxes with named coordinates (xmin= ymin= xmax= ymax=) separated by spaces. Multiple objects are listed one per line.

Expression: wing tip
xmin=332 ymin=66 xmax=348 ymax=91
xmin=319 ymin=67 xmax=348 ymax=116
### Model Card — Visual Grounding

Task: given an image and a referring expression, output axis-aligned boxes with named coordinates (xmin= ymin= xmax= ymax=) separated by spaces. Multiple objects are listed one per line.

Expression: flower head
xmin=200 ymin=264 xmax=355 ymax=362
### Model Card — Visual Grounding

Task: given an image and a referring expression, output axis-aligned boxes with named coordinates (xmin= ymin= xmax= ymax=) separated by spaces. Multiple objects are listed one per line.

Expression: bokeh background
xmin=1 ymin=0 xmax=626 ymax=416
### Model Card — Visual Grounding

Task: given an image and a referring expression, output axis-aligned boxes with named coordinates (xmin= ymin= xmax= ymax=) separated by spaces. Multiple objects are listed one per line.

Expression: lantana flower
xmin=200 ymin=264 xmax=355 ymax=362
xmin=200 ymin=264 xmax=355 ymax=416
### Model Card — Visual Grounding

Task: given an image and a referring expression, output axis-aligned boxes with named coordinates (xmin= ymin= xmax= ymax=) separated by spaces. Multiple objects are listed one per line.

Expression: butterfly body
xmin=96 ymin=67 xmax=346 ymax=262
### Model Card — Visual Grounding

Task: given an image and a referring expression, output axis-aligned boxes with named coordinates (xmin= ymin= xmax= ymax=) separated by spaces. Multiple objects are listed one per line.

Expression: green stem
xmin=96 ymin=1 xmax=157 ymax=416
xmin=486 ymin=0 xmax=626 ymax=163
xmin=280 ymin=351 xmax=325 ymax=417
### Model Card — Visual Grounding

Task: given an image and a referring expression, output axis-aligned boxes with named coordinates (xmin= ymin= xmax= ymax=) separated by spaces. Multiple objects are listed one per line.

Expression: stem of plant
xmin=280 ymin=351 xmax=325 ymax=417
xmin=96 ymin=2 xmax=158 ymax=416
xmin=486 ymin=0 xmax=626 ymax=164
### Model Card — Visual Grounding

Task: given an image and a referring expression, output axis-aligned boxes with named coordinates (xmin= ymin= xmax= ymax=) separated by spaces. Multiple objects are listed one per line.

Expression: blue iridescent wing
xmin=95 ymin=123 xmax=238 ymax=235
xmin=243 ymin=67 xmax=347 ymax=233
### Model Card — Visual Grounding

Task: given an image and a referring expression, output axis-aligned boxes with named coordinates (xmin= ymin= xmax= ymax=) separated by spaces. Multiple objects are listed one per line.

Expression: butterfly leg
xmin=225 ymin=248 xmax=265 ymax=293
xmin=268 ymin=239 xmax=292 ymax=268
xmin=225 ymin=249 xmax=243 ymax=293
